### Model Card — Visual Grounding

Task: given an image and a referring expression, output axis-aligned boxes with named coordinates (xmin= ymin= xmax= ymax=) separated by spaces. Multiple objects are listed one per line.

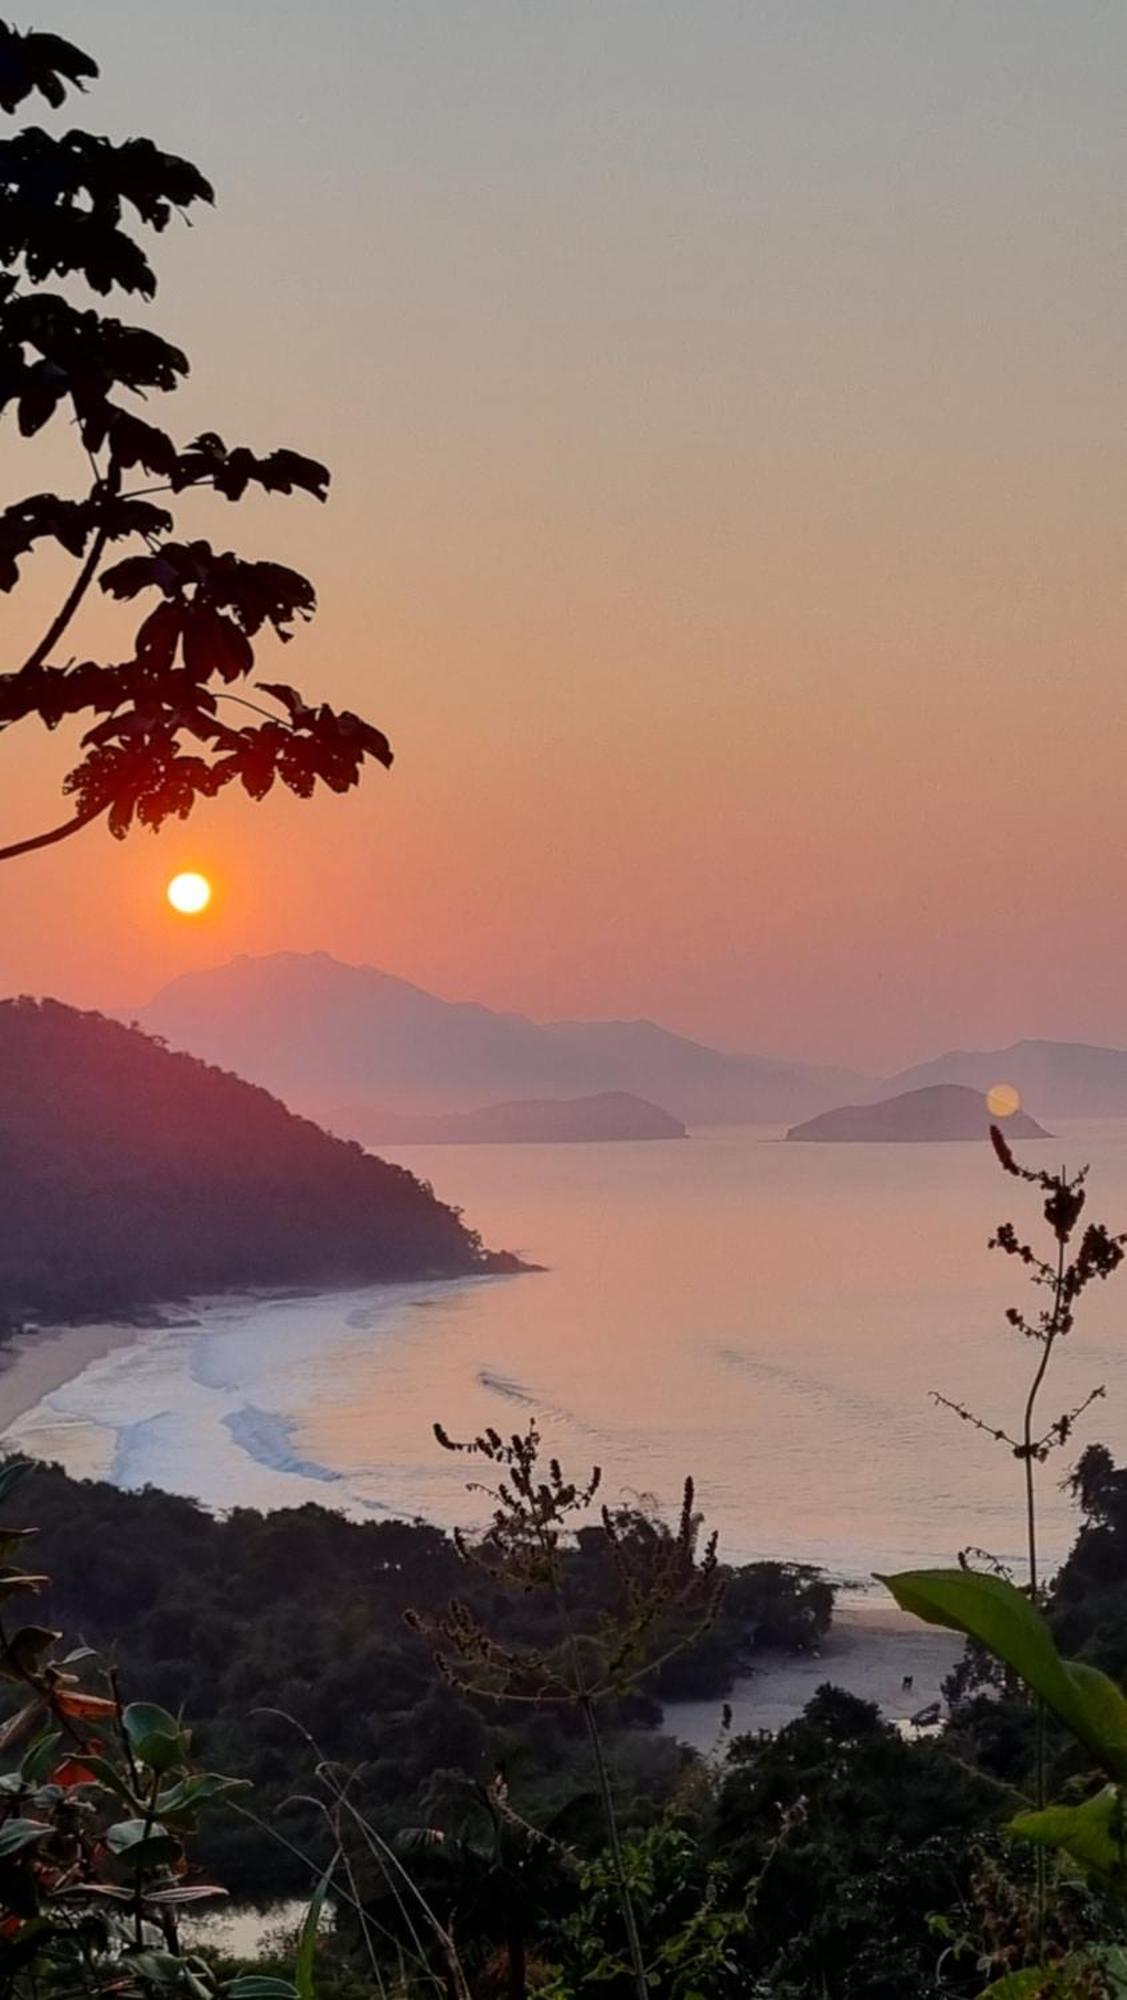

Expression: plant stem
xmin=579 ymin=1691 xmax=648 ymax=2000
xmin=1020 ymin=1226 xmax=1067 ymax=1952
xmin=531 ymin=1498 xmax=649 ymax=2000
xmin=1021 ymin=1232 xmax=1066 ymax=1606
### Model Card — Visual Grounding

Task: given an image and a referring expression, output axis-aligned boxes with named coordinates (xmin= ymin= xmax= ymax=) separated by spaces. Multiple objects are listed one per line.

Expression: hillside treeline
xmin=0 ymin=999 xmax=516 ymax=1324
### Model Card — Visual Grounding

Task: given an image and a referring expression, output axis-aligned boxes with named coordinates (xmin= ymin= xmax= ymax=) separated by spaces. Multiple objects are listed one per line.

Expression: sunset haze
xmin=4 ymin=0 xmax=1125 ymax=1069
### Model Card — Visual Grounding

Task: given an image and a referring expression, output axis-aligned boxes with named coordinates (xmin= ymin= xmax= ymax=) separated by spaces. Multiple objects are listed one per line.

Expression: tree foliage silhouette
xmin=0 ymin=19 xmax=392 ymax=864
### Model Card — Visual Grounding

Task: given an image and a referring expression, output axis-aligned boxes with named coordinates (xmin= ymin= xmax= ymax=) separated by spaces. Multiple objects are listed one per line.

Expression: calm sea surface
xmin=8 ymin=1121 xmax=1127 ymax=1585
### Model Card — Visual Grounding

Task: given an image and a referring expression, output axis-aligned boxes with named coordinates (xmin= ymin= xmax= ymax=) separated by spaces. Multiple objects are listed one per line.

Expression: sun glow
xmin=167 ymin=871 xmax=212 ymax=916
xmin=985 ymin=1082 xmax=1021 ymax=1120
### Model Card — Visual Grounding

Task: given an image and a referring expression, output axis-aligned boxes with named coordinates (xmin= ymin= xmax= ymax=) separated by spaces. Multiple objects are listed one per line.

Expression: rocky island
xmin=786 ymin=1082 xmax=1050 ymax=1144
xmin=371 ymin=1089 xmax=687 ymax=1144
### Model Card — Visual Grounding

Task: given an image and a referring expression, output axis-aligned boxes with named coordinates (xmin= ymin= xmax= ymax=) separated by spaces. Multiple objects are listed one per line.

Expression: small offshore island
xmin=371 ymin=1088 xmax=687 ymax=1145
xmin=787 ymin=1081 xmax=1051 ymax=1144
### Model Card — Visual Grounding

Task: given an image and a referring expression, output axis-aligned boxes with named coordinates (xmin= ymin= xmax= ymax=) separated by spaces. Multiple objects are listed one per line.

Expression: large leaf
xmin=123 ymin=1702 xmax=186 ymax=1773
xmin=106 ymin=1817 xmax=182 ymax=1871
xmin=976 ymin=1976 xmax=1056 ymax=1998
xmin=226 ymin=1981 xmax=299 ymax=2000
xmin=979 ymin=1950 xmax=1127 ymax=1999
xmin=156 ymin=1771 xmax=249 ymax=1826
xmin=0 ymin=1816 xmax=51 ymax=1857
xmin=880 ymin=1570 xmax=1127 ymax=1779
xmin=70 ymin=1752 xmax=139 ymax=1809
xmin=1010 ymin=1786 xmax=1127 ymax=1891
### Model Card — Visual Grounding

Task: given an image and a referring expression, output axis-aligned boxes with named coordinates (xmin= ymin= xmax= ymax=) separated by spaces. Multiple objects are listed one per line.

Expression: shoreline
xmin=0 ymin=1320 xmax=157 ymax=1436
xmin=662 ymin=1596 xmax=965 ymax=1750
xmin=0 ymin=1269 xmax=498 ymax=1447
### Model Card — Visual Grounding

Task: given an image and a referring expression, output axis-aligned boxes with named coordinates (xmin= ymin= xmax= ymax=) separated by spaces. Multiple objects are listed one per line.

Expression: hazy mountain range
xmin=134 ymin=953 xmax=866 ymax=1134
xmin=132 ymin=952 xmax=1127 ymax=1138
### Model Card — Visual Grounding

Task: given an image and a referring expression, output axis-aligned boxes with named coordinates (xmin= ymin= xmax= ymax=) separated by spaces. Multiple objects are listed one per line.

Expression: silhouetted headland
xmin=0 ymin=998 xmax=524 ymax=1329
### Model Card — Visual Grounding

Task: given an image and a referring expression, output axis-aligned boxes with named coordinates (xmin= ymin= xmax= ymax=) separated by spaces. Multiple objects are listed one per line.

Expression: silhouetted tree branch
xmin=0 ymin=18 xmax=392 ymax=863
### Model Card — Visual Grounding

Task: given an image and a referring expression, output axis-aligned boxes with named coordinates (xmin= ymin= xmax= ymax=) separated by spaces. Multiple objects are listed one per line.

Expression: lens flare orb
xmin=167 ymin=871 xmax=212 ymax=916
xmin=985 ymin=1082 xmax=1021 ymax=1120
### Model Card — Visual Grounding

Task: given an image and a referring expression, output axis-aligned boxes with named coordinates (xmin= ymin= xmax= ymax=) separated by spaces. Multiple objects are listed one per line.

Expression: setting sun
xmin=167 ymin=872 xmax=212 ymax=916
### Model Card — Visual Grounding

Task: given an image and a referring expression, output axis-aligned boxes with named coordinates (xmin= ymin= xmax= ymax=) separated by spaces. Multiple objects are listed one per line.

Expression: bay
xmin=6 ymin=1120 xmax=1127 ymax=1584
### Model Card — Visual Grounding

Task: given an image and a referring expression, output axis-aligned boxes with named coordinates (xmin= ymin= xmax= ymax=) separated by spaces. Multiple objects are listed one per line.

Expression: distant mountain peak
xmin=135 ymin=952 xmax=869 ymax=1135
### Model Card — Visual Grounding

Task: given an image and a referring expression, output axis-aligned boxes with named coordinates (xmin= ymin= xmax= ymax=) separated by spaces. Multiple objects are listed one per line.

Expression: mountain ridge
xmin=134 ymin=952 xmax=867 ymax=1133
xmin=881 ymin=1038 xmax=1127 ymax=1116
xmin=130 ymin=954 xmax=1127 ymax=1133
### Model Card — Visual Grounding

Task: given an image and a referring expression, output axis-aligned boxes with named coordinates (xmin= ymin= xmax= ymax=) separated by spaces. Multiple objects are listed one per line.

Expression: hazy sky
xmin=3 ymin=1 xmax=1126 ymax=1069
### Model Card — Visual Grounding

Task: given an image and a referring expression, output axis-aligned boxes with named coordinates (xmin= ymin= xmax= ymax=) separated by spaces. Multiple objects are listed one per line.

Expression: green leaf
xmin=75 ymin=1753 xmax=141 ymax=1809
xmin=879 ymin=1570 xmax=1127 ymax=1779
xmin=145 ymin=1884 xmax=228 ymax=1905
xmin=0 ymin=1625 xmax=60 ymax=1679
xmin=295 ymin=1858 xmax=335 ymax=2000
xmin=19 ymin=1729 xmax=60 ymax=1785
xmin=1010 ymin=1785 xmax=1127 ymax=1890
xmin=156 ymin=1772 xmax=249 ymax=1823
xmin=978 ymin=1953 xmax=1127 ymax=1999
xmin=122 ymin=1702 xmax=187 ymax=1773
xmin=976 ymin=1975 xmax=1056 ymax=1998
xmin=129 ymin=1949 xmax=199 ymax=1990
xmin=0 ymin=1816 xmax=51 ymax=1857
xmin=0 ymin=1702 xmax=43 ymax=1758
xmin=106 ymin=1817 xmax=181 ymax=1870
xmin=226 ymin=1980 xmax=300 ymax=1999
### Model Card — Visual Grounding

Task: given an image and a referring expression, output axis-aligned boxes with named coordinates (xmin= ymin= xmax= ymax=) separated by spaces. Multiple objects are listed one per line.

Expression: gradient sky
xmin=3 ymin=0 xmax=1126 ymax=1070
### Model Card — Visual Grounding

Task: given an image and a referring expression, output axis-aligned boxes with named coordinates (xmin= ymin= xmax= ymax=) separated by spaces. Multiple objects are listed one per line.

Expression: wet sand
xmin=0 ymin=1322 xmax=149 ymax=1437
xmin=663 ymin=1596 xmax=965 ymax=1750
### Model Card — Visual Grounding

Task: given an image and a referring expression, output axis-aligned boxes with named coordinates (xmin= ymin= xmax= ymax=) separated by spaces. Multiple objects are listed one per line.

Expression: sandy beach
xmin=0 ymin=1322 xmax=151 ymax=1437
xmin=663 ymin=1596 xmax=965 ymax=1751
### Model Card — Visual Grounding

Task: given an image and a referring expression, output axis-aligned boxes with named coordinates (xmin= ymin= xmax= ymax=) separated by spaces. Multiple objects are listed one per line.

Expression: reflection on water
xmin=7 ymin=1122 xmax=1127 ymax=1583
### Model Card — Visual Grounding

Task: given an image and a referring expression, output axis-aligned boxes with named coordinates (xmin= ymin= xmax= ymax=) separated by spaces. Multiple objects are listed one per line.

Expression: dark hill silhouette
xmin=372 ymin=1090 xmax=687 ymax=1145
xmin=134 ymin=952 xmax=865 ymax=1134
xmin=787 ymin=1083 xmax=1050 ymax=1144
xmin=0 ymin=998 xmax=516 ymax=1326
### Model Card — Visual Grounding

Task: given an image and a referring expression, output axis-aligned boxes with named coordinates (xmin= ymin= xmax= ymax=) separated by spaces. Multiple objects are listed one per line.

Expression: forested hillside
xmin=0 ymin=999 xmax=516 ymax=1324
xmin=6 ymin=1446 xmax=1127 ymax=1994
xmin=11 ymin=1457 xmax=832 ymax=1901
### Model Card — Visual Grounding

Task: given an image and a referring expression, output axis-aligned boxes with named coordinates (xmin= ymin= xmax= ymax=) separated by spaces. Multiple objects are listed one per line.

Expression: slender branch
xmin=1022 ymin=1222 xmax=1067 ymax=1954
xmin=19 ymin=521 xmax=110 ymax=676
xmin=1022 ymin=1233 xmax=1067 ymax=1606
xmin=0 ymin=800 xmax=109 ymax=865
xmin=215 ymin=690 xmax=294 ymax=726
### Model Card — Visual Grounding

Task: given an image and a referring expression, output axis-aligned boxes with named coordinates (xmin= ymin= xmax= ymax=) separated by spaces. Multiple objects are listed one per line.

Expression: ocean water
xmin=7 ymin=1121 xmax=1127 ymax=1585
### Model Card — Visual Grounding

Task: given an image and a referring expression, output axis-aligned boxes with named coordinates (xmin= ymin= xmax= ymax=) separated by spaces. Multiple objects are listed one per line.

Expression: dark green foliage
xmin=1052 ymin=1449 xmax=1127 ymax=1685
xmin=710 ymin=1686 xmax=1003 ymax=1996
xmin=7 ymin=1459 xmax=826 ymax=1917
xmin=546 ymin=1817 xmax=748 ymax=1999
xmin=0 ymin=1457 xmax=256 ymax=2000
xmin=0 ymin=18 xmax=390 ymax=862
xmin=0 ymin=998 xmax=513 ymax=1322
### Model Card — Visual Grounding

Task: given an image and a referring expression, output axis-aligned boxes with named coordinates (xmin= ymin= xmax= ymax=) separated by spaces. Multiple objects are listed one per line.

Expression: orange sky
xmin=3 ymin=2 xmax=1126 ymax=1070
